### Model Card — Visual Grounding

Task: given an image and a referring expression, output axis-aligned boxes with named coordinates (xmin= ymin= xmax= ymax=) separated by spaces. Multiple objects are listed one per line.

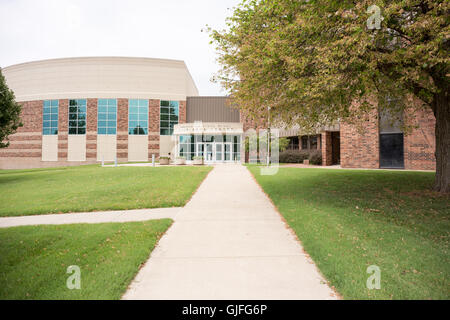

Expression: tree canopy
xmin=0 ymin=68 xmax=22 ymax=148
xmin=210 ymin=0 xmax=449 ymax=192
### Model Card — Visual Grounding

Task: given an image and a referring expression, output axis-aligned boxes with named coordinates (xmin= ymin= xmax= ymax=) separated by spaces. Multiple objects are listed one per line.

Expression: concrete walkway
xmin=123 ymin=164 xmax=337 ymax=300
xmin=0 ymin=208 xmax=180 ymax=228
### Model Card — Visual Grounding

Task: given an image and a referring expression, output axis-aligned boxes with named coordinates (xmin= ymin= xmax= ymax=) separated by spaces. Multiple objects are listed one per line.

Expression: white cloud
xmin=0 ymin=0 xmax=241 ymax=95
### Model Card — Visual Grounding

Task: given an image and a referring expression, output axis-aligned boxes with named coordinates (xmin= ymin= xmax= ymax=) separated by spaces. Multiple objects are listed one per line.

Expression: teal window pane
xmin=107 ymin=127 xmax=116 ymax=134
xmin=43 ymin=114 xmax=51 ymax=121
xmin=43 ymin=121 xmax=51 ymax=128
xmin=98 ymin=127 xmax=107 ymax=134
xmin=108 ymin=121 xmax=116 ymax=128
xmin=108 ymin=106 xmax=117 ymax=113
xmin=98 ymin=99 xmax=107 ymax=106
xmin=107 ymin=113 xmax=116 ymax=121
xmin=51 ymin=114 xmax=58 ymax=121
xmin=98 ymin=121 xmax=107 ymax=128
xmin=169 ymin=101 xmax=179 ymax=108
xmin=51 ymin=121 xmax=58 ymax=128
xmin=44 ymin=100 xmax=51 ymax=107
xmin=129 ymin=113 xmax=138 ymax=121
xmin=98 ymin=105 xmax=107 ymax=113
xmin=43 ymin=128 xmax=51 ymax=135
xmin=108 ymin=99 xmax=116 ymax=105
xmin=98 ymin=113 xmax=107 ymax=120
xmin=51 ymin=128 xmax=58 ymax=135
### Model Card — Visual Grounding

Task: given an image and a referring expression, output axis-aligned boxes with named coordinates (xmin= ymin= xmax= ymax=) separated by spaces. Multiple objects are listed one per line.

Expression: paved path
xmin=123 ymin=164 xmax=337 ymax=300
xmin=0 ymin=208 xmax=180 ymax=228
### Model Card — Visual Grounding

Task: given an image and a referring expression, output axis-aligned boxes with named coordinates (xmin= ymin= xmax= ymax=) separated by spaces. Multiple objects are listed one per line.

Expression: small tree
xmin=210 ymin=0 xmax=449 ymax=192
xmin=0 ymin=68 xmax=22 ymax=148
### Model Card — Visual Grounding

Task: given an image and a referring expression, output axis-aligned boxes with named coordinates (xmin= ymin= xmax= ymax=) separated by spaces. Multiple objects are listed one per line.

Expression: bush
xmin=279 ymin=150 xmax=310 ymax=163
xmin=309 ymin=151 xmax=322 ymax=165
xmin=278 ymin=150 xmax=322 ymax=165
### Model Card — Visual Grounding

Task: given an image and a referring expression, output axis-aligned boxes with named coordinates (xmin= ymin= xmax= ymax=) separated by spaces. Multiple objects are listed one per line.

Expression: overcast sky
xmin=0 ymin=0 xmax=241 ymax=95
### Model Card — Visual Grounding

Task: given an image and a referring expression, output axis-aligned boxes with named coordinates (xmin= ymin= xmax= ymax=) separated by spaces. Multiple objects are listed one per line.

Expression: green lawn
xmin=248 ymin=166 xmax=449 ymax=300
xmin=0 ymin=220 xmax=172 ymax=299
xmin=0 ymin=165 xmax=211 ymax=217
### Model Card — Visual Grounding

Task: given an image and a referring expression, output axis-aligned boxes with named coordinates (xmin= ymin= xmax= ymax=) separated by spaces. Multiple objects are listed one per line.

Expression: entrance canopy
xmin=173 ymin=122 xmax=243 ymax=162
xmin=173 ymin=121 xmax=243 ymax=136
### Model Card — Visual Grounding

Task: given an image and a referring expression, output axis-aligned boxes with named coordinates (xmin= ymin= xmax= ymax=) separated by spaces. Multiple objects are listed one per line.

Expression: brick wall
xmin=58 ymin=99 xmax=68 ymax=160
xmin=340 ymin=109 xmax=380 ymax=169
xmin=148 ymin=99 xmax=160 ymax=159
xmin=321 ymin=132 xmax=333 ymax=166
xmin=0 ymin=100 xmax=43 ymax=158
xmin=86 ymin=98 xmax=98 ymax=160
xmin=117 ymin=98 xmax=128 ymax=161
xmin=404 ymin=107 xmax=436 ymax=170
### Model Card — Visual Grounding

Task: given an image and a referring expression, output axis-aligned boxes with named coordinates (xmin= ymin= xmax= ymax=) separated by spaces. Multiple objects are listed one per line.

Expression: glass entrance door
xmin=224 ymin=143 xmax=232 ymax=161
xmin=215 ymin=144 xmax=223 ymax=161
xmin=205 ymin=143 xmax=213 ymax=161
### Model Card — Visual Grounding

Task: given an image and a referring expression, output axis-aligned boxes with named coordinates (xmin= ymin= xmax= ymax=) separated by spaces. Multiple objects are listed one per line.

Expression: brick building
xmin=0 ymin=57 xmax=436 ymax=171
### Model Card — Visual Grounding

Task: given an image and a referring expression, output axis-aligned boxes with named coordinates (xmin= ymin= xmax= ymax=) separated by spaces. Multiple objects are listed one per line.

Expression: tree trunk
xmin=433 ymin=91 xmax=450 ymax=193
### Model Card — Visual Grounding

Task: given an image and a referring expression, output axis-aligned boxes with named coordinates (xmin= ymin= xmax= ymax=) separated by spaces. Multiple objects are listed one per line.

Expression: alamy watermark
xmin=366 ymin=265 xmax=381 ymax=290
xmin=66 ymin=265 xmax=81 ymax=290
xmin=367 ymin=5 xmax=384 ymax=30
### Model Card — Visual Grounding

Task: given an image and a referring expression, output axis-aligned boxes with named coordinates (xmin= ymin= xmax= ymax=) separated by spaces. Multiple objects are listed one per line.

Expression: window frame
xmin=128 ymin=99 xmax=149 ymax=135
xmin=68 ymin=99 xmax=87 ymax=135
xmin=97 ymin=99 xmax=117 ymax=135
xmin=43 ymin=100 xmax=59 ymax=135
xmin=160 ymin=100 xmax=179 ymax=135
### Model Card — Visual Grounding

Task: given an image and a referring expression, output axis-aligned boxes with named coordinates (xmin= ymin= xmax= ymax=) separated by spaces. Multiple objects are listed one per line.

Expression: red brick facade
xmin=116 ymin=98 xmax=129 ymax=161
xmin=86 ymin=98 xmax=98 ymax=160
xmin=340 ymin=109 xmax=380 ymax=169
xmin=404 ymin=107 xmax=436 ymax=170
xmin=321 ymin=132 xmax=333 ymax=166
xmin=58 ymin=99 xmax=68 ymax=160
xmin=0 ymin=100 xmax=43 ymax=159
xmin=148 ymin=99 xmax=160 ymax=159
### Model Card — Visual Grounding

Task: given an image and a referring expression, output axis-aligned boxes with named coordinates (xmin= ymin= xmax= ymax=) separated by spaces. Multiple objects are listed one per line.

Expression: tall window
xmin=69 ymin=99 xmax=86 ymax=135
xmin=43 ymin=100 xmax=59 ymax=135
xmin=128 ymin=99 xmax=148 ymax=135
xmin=160 ymin=100 xmax=179 ymax=135
xmin=98 ymin=99 xmax=117 ymax=134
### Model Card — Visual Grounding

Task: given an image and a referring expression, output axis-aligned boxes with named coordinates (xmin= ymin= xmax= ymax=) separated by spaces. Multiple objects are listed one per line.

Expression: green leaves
xmin=0 ymin=68 xmax=22 ymax=148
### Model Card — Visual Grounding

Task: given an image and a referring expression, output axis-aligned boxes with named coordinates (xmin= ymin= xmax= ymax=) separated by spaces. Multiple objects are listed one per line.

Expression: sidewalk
xmin=123 ymin=164 xmax=337 ymax=300
xmin=0 ymin=208 xmax=180 ymax=228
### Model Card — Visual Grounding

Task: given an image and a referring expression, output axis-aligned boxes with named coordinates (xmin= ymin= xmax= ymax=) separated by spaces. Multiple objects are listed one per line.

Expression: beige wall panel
xmin=68 ymin=135 xmax=86 ymax=161
xmin=97 ymin=135 xmax=117 ymax=161
xmin=128 ymin=135 xmax=148 ymax=161
xmin=160 ymin=135 xmax=177 ymax=159
xmin=42 ymin=135 xmax=58 ymax=161
xmin=3 ymin=57 xmax=199 ymax=102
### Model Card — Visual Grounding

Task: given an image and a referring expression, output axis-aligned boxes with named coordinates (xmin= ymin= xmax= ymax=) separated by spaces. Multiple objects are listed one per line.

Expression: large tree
xmin=0 ymin=68 xmax=22 ymax=148
xmin=210 ymin=0 xmax=449 ymax=192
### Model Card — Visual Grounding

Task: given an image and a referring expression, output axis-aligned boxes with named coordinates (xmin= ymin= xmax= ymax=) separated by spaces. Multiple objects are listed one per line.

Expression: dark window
xmin=301 ymin=136 xmax=308 ymax=149
xmin=380 ymin=133 xmax=404 ymax=168
xmin=68 ymin=99 xmax=86 ymax=135
xmin=310 ymin=136 xmax=318 ymax=150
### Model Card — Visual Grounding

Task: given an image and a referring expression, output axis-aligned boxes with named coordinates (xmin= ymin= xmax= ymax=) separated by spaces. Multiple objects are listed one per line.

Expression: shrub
xmin=309 ymin=151 xmax=322 ymax=165
xmin=279 ymin=150 xmax=310 ymax=163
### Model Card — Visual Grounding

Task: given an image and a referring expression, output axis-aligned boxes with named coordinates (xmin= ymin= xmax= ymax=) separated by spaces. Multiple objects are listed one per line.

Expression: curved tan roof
xmin=2 ymin=56 xmax=199 ymax=101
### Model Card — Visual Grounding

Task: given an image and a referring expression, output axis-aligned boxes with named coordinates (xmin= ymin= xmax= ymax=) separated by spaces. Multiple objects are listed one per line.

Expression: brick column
xmin=321 ymin=131 xmax=333 ymax=166
xmin=148 ymin=99 xmax=160 ymax=159
xmin=58 ymin=99 xmax=68 ymax=160
xmin=86 ymin=98 xmax=97 ymax=161
xmin=117 ymin=98 xmax=128 ymax=161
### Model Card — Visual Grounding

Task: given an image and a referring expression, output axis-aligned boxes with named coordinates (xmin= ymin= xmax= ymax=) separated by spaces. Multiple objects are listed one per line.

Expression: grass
xmin=247 ymin=166 xmax=449 ymax=300
xmin=0 ymin=220 xmax=172 ymax=299
xmin=0 ymin=165 xmax=211 ymax=217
